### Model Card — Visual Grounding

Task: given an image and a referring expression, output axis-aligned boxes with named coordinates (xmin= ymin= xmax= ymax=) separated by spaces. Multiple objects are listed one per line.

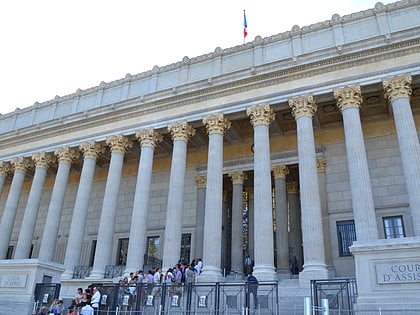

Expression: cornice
xmin=0 ymin=38 xmax=419 ymax=159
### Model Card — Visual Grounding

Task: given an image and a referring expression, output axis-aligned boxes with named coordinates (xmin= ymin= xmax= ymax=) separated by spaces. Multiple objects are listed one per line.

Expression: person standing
xmin=246 ymin=273 xmax=258 ymax=309
xmin=91 ymin=287 xmax=101 ymax=315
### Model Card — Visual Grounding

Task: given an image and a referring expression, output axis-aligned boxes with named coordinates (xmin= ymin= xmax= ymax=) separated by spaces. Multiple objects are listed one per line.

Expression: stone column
xmin=62 ymin=142 xmax=105 ymax=279
xmin=199 ymin=114 xmax=230 ymax=282
xmin=334 ymin=86 xmax=378 ymax=241
xmin=383 ymin=75 xmax=420 ymax=236
xmin=161 ymin=122 xmax=195 ymax=272
xmin=246 ymin=104 xmax=276 ymax=281
xmin=90 ymin=136 xmax=132 ymax=279
xmin=0 ymin=158 xmax=31 ymax=259
xmin=272 ymin=165 xmax=290 ymax=276
xmin=289 ymin=95 xmax=328 ymax=286
xmin=317 ymin=159 xmax=335 ymax=276
xmin=39 ymin=147 xmax=79 ymax=261
xmin=15 ymin=153 xmax=55 ymax=259
xmin=125 ymin=129 xmax=162 ymax=275
xmin=287 ymin=181 xmax=302 ymax=270
xmin=194 ymin=176 xmax=206 ymax=260
xmin=228 ymin=171 xmax=247 ymax=275
xmin=0 ymin=161 xmax=10 ymax=198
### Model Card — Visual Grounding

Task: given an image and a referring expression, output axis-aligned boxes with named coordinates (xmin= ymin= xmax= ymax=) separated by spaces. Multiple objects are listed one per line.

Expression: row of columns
xmin=0 ymin=75 xmax=418 ymax=283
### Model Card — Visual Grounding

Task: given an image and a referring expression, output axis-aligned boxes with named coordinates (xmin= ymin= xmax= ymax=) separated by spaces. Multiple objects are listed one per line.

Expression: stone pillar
xmin=38 ymin=147 xmax=79 ymax=261
xmin=334 ymin=86 xmax=378 ymax=241
xmin=15 ymin=153 xmax=55 ymax=259
xmin=0 ymin=161 xmax=10 ymax=198
xmin=89 ymin=136 xmax=132 ymax=278
xmin=200 ymin=114 xmax=230 ymax=282
xmin=246 ymin=104 xmax=276 ymax=281
xmin=0 ymin=157 xmax=31 ymax=259
xmin=61 ymin=142 xmax=104 ymax=279
xmin=228 ymin=171 xmax=247 ymax=275
xmin=272 ymin=165 xmax=290 ymax=276
xmin=383 ymin=75 xmax=420 ymax=236
xmin=287 ymin=181 xmax=302 ymax=272
xmin=125 ymin=129 xmax=162 ymax=275
xmin=194 ymin=176 xmax=206 ymax=260
xmin=317 ymin=159 xmax=335 ymax=276
xmin=289 ymin=95 xmax=328 ymax=286
xmin=162 ymin=122 xmax=195 ymax=271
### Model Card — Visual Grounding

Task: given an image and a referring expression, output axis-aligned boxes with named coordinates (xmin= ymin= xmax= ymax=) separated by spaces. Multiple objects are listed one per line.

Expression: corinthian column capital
xmin=32 ymin=152 xmax=56 ymax=169
xmin=246 ymin=104 xmax=275 ymax=127
xmin=286 ymin=181 xmax=299 ymax=194
xmin=55 ymin=147 xmax=80 ymax=164
xmin=203 ymin=113 xmax=231 ymax=135
xmin=106 ymin=135 xmax=133 ymax=154
xmin=317 ymin=158 xmax=326 ymax=173
xmin=272 ymin=165 xmax=289 ymax=179
xmin=0 ymin=161 xmax=11 ymax=177
xmin=228 ymin=171 xmax=247 ymax=185
xmin=135 ymin=129 xmax=163 ymax=148
xmin=11 ymin=157 xmax=33 ymax=173
xmin=80 ymin=142 xmax=105 ymax=160
xmin=168 ymin=121 xmax=196 ymax=142
xmin=383 ymin=74 xmax=412 ymax=103
xmin=334 ymin=86 xmax=362 ymax=112
xmin=289 ymin=95 xmax=317 ymax=119
xmin=196 ymin=176 xmax=207 ymax=189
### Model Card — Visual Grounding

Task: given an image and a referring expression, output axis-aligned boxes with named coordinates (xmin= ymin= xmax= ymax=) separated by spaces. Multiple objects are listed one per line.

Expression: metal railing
xmin=73 ymin=265 xmax=92 ymax=279
xmin=105 ymin=265 xmax=125 ymax=278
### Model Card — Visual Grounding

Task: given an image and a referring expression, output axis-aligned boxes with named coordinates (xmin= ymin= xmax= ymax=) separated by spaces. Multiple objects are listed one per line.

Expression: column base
xmin=86 ymin=268 xmax=105 ymax=280
xmin=276 ymin=266 xmax=292 ymax=279
xmin=60 ymin=269 xmax=75 ymax=281
xmin=298 ymin=262 xmax=328 ymax=288
xmin=197 ymin=265 xmax=224 ymax=283
xmin=252 ymin=264 xmax=277 ymax=281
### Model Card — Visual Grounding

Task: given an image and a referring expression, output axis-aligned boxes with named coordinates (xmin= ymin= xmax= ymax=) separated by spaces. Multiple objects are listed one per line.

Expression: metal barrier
xmin=105 ymin=265 xmax=125 ymax=278
xmin=93 ymin=281 xmax=279 ymax=315
xmin=73 ymin=265 xmax=92 ymax=279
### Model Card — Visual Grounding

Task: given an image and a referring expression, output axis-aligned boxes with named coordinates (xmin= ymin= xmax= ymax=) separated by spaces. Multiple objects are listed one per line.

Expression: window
xmin=180 ymin=234 xmax=191 ymax=264
xmin=337 ymin=220 xmax=357 ymax=257
xmin=117 ymin=238 xmax=129 ymax=265
xmin=89 ymin=240 xmax=97 ymax=267
xmin=383 ymin=216 xmax=405 ymax=239
xmin=6 ymin=246 xmax=13 ymax=259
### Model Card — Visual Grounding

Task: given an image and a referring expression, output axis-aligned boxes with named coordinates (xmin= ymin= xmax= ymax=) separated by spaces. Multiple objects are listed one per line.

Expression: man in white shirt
xmin=91 ymin=287 xmax=101 ymax=315
xmin=80 ymin=301 xmax=94 ymax=315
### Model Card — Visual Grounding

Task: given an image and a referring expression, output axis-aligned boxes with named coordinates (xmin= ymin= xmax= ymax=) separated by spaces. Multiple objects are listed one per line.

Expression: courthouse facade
xmin=0 ymin=0 xmax=420 ymax=311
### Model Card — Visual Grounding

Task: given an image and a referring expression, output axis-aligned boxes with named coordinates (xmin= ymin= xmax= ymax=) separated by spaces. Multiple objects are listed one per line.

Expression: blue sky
xmin=0 ymin=0 xmax=393 ymax=114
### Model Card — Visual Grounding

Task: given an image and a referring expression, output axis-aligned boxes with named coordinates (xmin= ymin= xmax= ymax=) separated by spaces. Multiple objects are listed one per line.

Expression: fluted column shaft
xmin=200 ymin=114 xmax=230 ymax=282
xmin=39 ymin=148 xmax=79 ymax=261
xmin=90 ymin=136 xmax=132 ymax=278
xmin=247 ymin=104 xmax=276 ymax=280
xmin=335 ymin=86 xmax=378 ymax=241
xmin=383 ymin=75 xmax=420 ymax=236
xmin=0 ymin=162 xmax=10 ymax=199
xmin=125 ymin=130 xmax=162 ymax=275
xmin=62 ymin=142 xmax=104 ymax=279
xmin=15 ymin=153 xmax=55 ymax=259
xmin=0 ymin=158 xmax=31 ymax=259
xmin=229 ymin=171 xmax=246 ymax=275
xmin=289 ymin=95 xmax=328 ymax=285
xmin=162 ymin=122 xmax=195 ymax=271
xmin=194 ymin=176 xmax=206 ymax=260
xmin=273 ymin=165 xmax=290 ymax=275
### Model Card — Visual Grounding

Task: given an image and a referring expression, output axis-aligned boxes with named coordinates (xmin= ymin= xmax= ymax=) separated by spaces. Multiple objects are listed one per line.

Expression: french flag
xmin=243 ymin=10 xmax=248 ymax=39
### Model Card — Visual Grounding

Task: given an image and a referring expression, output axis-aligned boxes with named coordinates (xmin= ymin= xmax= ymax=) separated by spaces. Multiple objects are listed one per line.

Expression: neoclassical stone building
xmin=0 ymin=0 xmax=420 ymax=311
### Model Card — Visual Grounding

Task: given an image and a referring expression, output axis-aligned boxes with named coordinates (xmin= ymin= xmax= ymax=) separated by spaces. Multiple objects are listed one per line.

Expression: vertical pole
xmin=304 ymin=297 xmax=312 ymax=315
xmin=321 ymin=298 xmax=329 ymax=315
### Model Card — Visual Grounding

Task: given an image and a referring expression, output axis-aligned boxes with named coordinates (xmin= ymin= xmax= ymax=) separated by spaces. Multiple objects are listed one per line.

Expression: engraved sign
xmin=0 ymin=274 xmax=28 ymax=288
xmin=376 ymin=263 xmax=420 ymax=284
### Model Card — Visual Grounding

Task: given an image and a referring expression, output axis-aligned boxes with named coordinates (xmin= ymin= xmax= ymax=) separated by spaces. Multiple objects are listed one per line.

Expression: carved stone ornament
xmin=272 ymin=165 xmax=289 ymax=179
xmin=289 ymin=95 xmax=317 ymax=119
xmin=317 ymin=158 xmax=326 ymax=173
xmin=32 ymin=152 xmax=56 ymax=169
xmin=168 ymin=121 xmax=196 ymax=142
xmin=228 ymin=171 xmax=247 ymax=185
xmin=0 ymin=161 xmax=11 ymax=177
xmin=106 ymin=135 xmax=133 ymax=154
xmin=246 ymin=104 xmax=275 ymax=127
xmin=11 ymin=157 xmax=33 ymax=173
xmin=383 ymin=74 xmax=412 ymax=103
xmin=55 ymin=147 xmax=80 ymax=164
xmin=334 ymin=85 xmax=362 ymax=112
xmin=80 ymin=142 xmax=105 ymax=160
xmin=202 ymin=113 xmax=231 ymax=135
xmin=135 ymin=129 xmax=163 ymax=148
xmin=195 ymin=176 xmax=207 ymax=189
